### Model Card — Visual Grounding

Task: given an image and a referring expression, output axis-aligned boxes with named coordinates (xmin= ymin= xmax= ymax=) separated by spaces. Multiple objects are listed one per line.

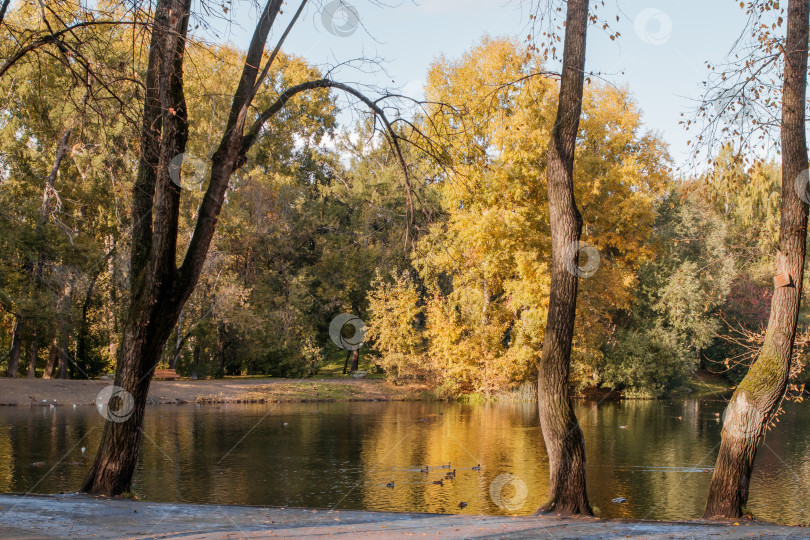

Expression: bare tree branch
xmin=241 ymin=78 xmax=414 ymax=244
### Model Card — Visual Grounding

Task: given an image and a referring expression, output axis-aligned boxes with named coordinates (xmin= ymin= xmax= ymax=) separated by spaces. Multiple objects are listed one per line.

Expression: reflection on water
xmin=0 ymin=398 xmax=809 ymax=524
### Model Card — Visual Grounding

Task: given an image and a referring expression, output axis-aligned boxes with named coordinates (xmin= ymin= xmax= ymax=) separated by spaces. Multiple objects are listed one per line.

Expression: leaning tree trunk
xmin=82 ymin=0 xmax=407 ymax=496
xmin=80 ymin=316 xmax=180 ymax=494
xmin=7 ymin=317 xmax=23 ymax=377
xmin=703 ymin=0 xmax=809 ymax=519
xmin=81 ymin=0 xmax=193 ymax=496
xmin=536 ymin=0 xmax=592 ymax=516
xmin=82 ymin=0 xmax=287 ymax=495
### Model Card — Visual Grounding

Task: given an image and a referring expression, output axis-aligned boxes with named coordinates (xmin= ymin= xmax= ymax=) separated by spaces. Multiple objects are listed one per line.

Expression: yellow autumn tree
xmin=365 ymin=269 xmax=425 ymax=379
xmin=368 ymin=37 xmax=671 ymax=396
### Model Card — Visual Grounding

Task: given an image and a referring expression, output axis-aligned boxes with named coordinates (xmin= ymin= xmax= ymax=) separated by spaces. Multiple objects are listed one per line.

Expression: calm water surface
xmin=1 ymin=398 xmax=809 ymax=524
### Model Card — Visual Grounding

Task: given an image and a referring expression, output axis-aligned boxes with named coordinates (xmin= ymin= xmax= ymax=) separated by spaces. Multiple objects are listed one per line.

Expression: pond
xmin=0 ymin=398 xmax=808 ymax=524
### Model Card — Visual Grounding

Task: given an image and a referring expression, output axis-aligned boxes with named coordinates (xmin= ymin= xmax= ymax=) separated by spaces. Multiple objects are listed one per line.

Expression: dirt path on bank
xmin=0 ymin=377 xmax=429 ymax=406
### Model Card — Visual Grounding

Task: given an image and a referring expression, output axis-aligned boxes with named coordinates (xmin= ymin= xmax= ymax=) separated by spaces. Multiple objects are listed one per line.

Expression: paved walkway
xmin=0 ymin=494 xmax=807 ymax=539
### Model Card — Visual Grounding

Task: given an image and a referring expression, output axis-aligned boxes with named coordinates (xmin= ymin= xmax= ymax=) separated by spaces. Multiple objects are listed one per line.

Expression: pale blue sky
xmin=209 ymin=1 xmax=753 ymax=169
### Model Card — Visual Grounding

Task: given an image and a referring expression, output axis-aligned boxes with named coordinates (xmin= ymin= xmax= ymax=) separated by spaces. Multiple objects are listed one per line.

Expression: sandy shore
xmin=0 ymin=377 xmax=429 ymax=406
xmin=0 ymin=494 xmax=805 ymax=539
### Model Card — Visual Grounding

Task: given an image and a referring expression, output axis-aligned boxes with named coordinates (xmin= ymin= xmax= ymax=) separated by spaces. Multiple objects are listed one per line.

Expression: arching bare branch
xmin=241 ymin=78 xmax=414 ymax=245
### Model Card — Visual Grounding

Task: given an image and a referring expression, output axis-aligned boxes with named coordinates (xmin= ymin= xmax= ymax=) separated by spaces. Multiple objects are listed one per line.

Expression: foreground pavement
xmin=0 ymin=494 xmax=807 ymax=539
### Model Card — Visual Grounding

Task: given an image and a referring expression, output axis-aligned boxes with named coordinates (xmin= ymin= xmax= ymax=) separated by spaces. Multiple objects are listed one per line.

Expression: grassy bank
xmin=194 ymin=379 xmax=433 ymax=403
xmin=0 ymin=377 xmax=432 ymax=406
xmin=0 ymin=369 xmax=734 ymax=408
xmin=669 ymin=369 xmax=734 ymax=399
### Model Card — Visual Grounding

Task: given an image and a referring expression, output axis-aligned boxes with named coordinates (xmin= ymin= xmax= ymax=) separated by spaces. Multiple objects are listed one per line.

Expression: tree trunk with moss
xmin=703 ymin=0 xmax=809 ymax=519
xmin=536 ymin=0 xmax=592 ymax=516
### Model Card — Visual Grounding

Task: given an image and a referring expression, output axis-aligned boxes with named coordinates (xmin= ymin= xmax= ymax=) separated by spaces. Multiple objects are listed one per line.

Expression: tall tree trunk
xmin=190 ymin=344 xmax=200 ymax=380
xmin=535 ymin=0 xmax=592 ymax=516
xmin=43 ymin=339 xmax=58 ymax=379
xmin=216 ymin=322 xmax=226 ymax=377
xmin=22 ymin=127 xmax=73 ymax=381
xmin=58 ymin=346 xmax=70 ymax=379
xmin=27 ymin=329 xmax=38 ymax=378
xmin=81 ymin=0 xmax=402 ymax=497
xmin=350 ymin=349 xmax=360 ymax=372
xmin=169 ymin=312 xmax=184 ymax=370
xmin=81 ymin=0 xmax=194 ymax=496
xmin=57 ymin=280 xmax=73 ymax=379
xmin=342 ymin=348 xmax=352 ymax=374
xmin=76 ymin=250 xmax=112 ymax=375
xmin=7 ymin=316 xmax=23 ymax=377
xmin=106 ymin=236 xmax=119 ymax=364
xmin=704 ymin=0 xmax=809 ymax=519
